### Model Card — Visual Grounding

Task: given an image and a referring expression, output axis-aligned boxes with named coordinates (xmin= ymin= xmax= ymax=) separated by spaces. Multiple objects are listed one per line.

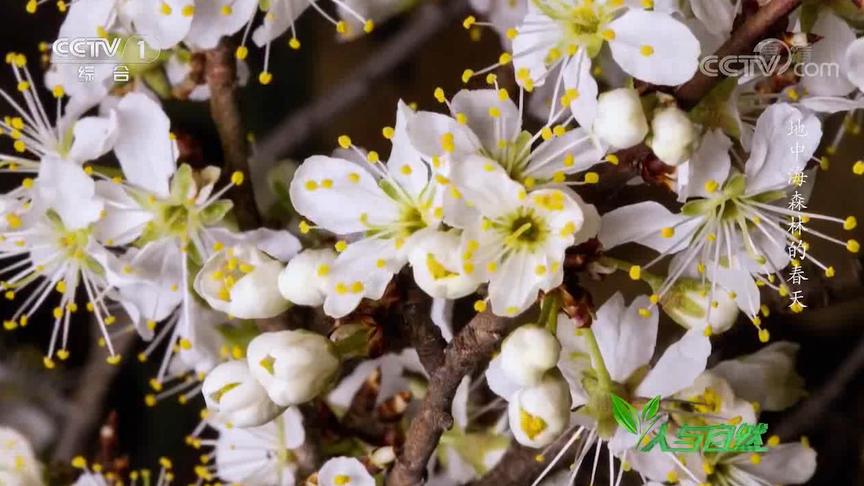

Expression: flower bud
xmin=278 ymin=248 xmax=336 ymax=306
xmin=661 ymin=278 xmax=739 ymax=334
xmin=194 ymin=246 xmax=289 ymax=319
xmin=593 ymin=88 xmax=649 ymax=149
xmin=649 ymin=105 xmax=696 ymax=166
xmin=247 ymin=330 xmax=341 ymax=406
xmin=508 ymin=371 xmax=571 ymax=448
xmin=201 ymin=361 xmax=283 ymax=428
xmin=318 ymin=457 xmax=375 ymax=486
xmin=500 ymin=324 xmax=561 ymax=387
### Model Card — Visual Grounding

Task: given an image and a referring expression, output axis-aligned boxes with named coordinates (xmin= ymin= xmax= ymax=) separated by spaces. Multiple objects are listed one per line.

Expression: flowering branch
xmin=387 ymin=311 xmax=514 ymax=486
xmin=204 ymin=39 xmax=261 ymax=230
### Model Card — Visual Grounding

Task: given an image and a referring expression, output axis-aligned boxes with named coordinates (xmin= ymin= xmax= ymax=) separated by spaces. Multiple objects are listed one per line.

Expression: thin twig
xmin=205 ymin=38 xmax=261 ymax=230
xmin=386 ymin=310 xmax=513 ymax=486
xmin=254 ymin=0 xmax=471 ymax=162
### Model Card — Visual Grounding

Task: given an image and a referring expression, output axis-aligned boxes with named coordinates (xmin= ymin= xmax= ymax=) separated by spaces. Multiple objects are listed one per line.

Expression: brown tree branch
xmin=386 ymin=311 xmax=513 ymax=486
xmin=401 ymin=286 xmax=447 ymax=374
xmin=204 ymin=39 xmax=261 ymax=230
xmin=674 ymin=0 xmax=801 ymax=109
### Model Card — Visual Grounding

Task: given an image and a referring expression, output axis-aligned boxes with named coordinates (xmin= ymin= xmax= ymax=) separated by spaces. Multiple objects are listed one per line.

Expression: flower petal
xmin=635 ymin=329 xmax=711 ymax=398
xmin=113 ymin=93 xmax=177 ymax=197
xmin=127 ymin=0 xmax=194 ymax=49
xmin=675 ymin=129 xmax=732 ymax=201
xmin=711 ymin=341 xmax=806 ymax=411
xmin=607 ymin=10 xmax=700 ymax=86
xmin=449 ymin=154 xmax=524 ymax=219
xmin=251 ymin=0 xmax=309 ymax=46
xmin=598 ymin=201 xmax=698 ymax=254
xmin=593 ymin=294 xmax=658 ymax=383
xmin=67 ymin=111 xmax=118 ymax=163
xmin=450 ymin=89 xmax=521 ymax=153
xmin=185 ymin=0 xmax=258 ymax=49
xmin=730 ymin=443 xmax=816 ymax=484
xmin=386 ymin=100 xmax=431 ymax=200
xmin=562 ymin=48 xmax=598 ymax=129
xmin=800 ymin=10 xmax=856 ymax=97
xmin=289 ymin=155 xmax=399 ymax=234
xmin=36 ymin=156 xmax=103 ymax=229
xmin=744 ymin=103 xmax=821 ymax=195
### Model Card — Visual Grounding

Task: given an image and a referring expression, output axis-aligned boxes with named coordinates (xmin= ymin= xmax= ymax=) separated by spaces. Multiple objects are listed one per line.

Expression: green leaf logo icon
xmin=641 ymin=395 xmax=660 ymax=422
xmin=610 ymin=393 xmax=639 ymax=435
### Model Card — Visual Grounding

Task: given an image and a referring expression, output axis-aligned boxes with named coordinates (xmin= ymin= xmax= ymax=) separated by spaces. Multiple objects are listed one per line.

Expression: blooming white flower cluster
xmin=5 ymin=0 xmax=864 ymax=483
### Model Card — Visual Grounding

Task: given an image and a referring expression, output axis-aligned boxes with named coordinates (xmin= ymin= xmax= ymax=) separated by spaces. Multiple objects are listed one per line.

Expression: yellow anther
xmin=629 ymin=265 xmax=641 ymax=280
xmin=844 ymin=216 xmax=857 ymax=230
xmin=159 ymin=2 xmax=172 ymax=14
xmin=338 ymin=135 xmax=352 ymax=149
xmin=488 ymin=106 xmax=501 ymax=118
xmin=106 ymin=354 xmax=122 ymax=365
xmin=235 ymin=45 xmax=249 ymax=60
xmin=363 ymin=20 xmax=374 ymax=33
xmin=461 ymin=69 xmax=474 ymax=83
xmin=638 ymin=308 xmax=651 ymax=318
xmin=847 ymin=239 xmax=860 ymax=253
xmin=704 ymin=179 xmax=719 ymax=193
xmin=455 ymin=112 xmax=468 ymax=124
xmin=498 ymin=52 xmax=512 ymax=65
xmin=335 ymin=240 xmax=348 ymax=252
xmin=221 ymin=4 xmax=233 ymax=15
xmin=400 ymin=164 xmax=412 ymax=175
xmin=639 ymin=45 xmax=655 ymax=57
xmin=584 ymin=172 xmax=599 ymax=184
xmin=853 ymin=160 xmax=864 ymax=175
xmin=230 ymin=171 xmax=245 ymax=185
xmin=434 ymin=87 xmax=446 ymax=103
xmin=258 ymin=71 xmax=273 ymax=85
xmin=506 ymin=27 xmax=518 ymax=39
xmin=26 ymin=0 xmax=37 ymax=13
xmin=336 ymin=20 xmax=348 ymax=34
xmin=758 ymin=328 xmax=770 ymax=343
xmin=382 ymin=126 xmax=395 ymax=139
xmin=601 ymin=29 xmax=615 ymax=41
xmin=181 ymin=4 xmax=195 ymax=16
xmin=288 ymin=37 xmax=301 ymax=49
xmin=661 ymin=227 xmax=675 ymax=238
xmin=71 ymin=456 xmax=87 ymax=469
xmin=462 ymin=15 xmax=476 ymax=29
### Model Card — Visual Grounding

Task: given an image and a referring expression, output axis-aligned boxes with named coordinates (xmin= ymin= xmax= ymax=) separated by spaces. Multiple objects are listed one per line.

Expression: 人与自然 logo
xmin=609 ymin=393 xmax=768 ymax=454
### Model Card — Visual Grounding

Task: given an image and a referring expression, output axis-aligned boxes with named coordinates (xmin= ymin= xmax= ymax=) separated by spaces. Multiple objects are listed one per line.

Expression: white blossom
xmin=194 ymin=245 xmax=290 ymax=319
xmin=507 ymin=370 xmax=571 ymax=448
xmin=202 ymin=360 xmax=284 ymax=428
xmin=246 ymin=330 xmax=341 ymax=406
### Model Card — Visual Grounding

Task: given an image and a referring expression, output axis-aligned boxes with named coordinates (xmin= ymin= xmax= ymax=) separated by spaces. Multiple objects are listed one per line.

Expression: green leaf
xmin=609 ymin=393 xmax=639 ymax=435
xmin=641 ymin=396 xmax=661 ymax=422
